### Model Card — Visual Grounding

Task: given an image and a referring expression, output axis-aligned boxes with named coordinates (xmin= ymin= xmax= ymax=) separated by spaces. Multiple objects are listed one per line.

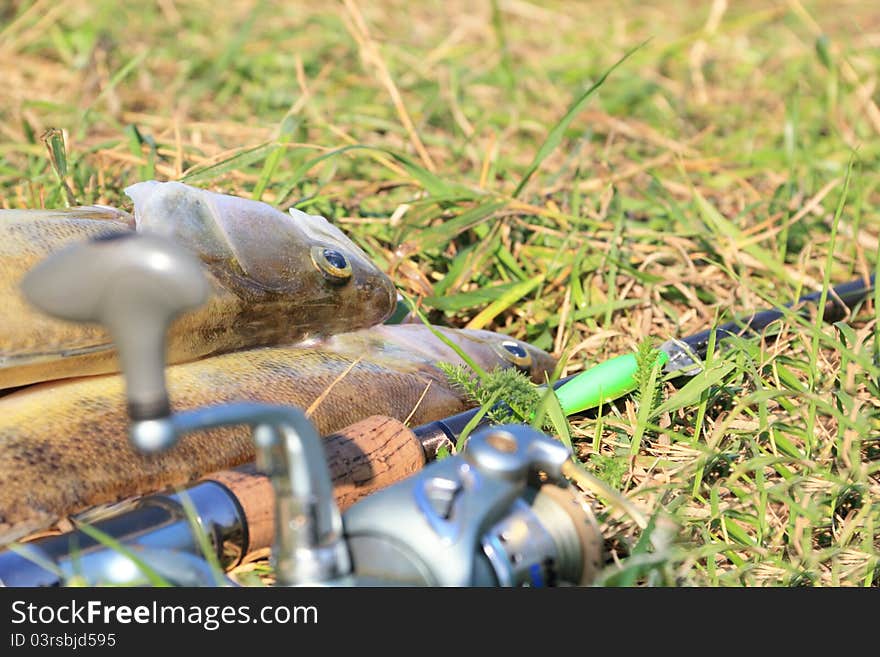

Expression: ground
xmin=2 ymin=0 xmax=879 ymax=586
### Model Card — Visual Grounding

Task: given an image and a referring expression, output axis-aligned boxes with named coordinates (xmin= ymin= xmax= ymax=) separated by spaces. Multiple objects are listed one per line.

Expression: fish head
xmin=454 ymin=328 xmax=558 ymax=383
xmin=124 ymin=181 xmax=397 ymax=334
xmin=285 ymin=205 xmax=399 ymax=332
xmin=341 ymin=324 xmax=558 ymax=384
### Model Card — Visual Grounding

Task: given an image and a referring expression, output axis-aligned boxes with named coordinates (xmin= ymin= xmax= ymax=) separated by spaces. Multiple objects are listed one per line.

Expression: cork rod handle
xmin=206 ymin=415 xmax=425 ymax=555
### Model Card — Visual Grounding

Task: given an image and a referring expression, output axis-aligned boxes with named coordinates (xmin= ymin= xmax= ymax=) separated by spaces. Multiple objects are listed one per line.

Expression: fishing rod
xmin=407 ymin=275 xmax=876 ymax=438
xmin=407 ymin=274 xmax=875 ymax=445
xmin=553 ymin=274 xmax=876 ymax=415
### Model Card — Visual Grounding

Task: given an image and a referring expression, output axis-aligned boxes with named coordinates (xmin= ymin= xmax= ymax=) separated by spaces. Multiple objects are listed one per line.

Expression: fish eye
xmin=311 ymin=246 xmax=352 ymax=283
xmin=495 ymin=339 xmax=533 ymax=370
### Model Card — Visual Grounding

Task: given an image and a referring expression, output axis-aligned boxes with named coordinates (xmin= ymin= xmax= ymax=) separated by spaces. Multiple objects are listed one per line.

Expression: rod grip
xmin=206 ymin=415 xmax=425 ymax=555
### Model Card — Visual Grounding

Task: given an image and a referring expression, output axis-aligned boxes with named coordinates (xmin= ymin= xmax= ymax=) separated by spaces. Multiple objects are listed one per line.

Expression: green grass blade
xmin=71 ymin=521 xmax=172 ymax=587
xmin=41 ymin=127 xmax=74 ymax=207
xmin=174 ymin=488 xmax=231 ymax=586
xmin=425 ymin=278 xmax=534 ymax=312
xmin=631 ymin=356 xmax=663 ymax=456
xmin=531 ymin=383 xmax=573 ymax=454
xmin=651 ymin=361 xmax=737 ymax=418
xmin=466 ymin=274 xmax=544 ymax=329
xmin=181 ymin=142 xmax=277 ymax=184
xmin=402 ymin=292 xmax=488 ymax=380
xmin=457 ymin=388 xmax=502 ymax=451
xmin=280 ymin=145 xmax=471 ymax=200
xmin=512 ymin=41 xmax=647 ymax=197
xmin=412 ymin=200 xmax=507 ymax=253
xmin=252 ymin=115 xmax=303 ymax=200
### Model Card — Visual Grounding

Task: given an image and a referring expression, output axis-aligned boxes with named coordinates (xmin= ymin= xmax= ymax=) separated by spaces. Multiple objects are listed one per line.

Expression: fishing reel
xmin=15 ymin=232 xmax=601 ymax=587
xmin=342 ymin=424 xmax=601 ymax=586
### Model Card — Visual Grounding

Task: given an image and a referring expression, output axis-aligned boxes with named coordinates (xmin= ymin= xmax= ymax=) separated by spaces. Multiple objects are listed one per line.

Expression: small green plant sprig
xmin=633 ymin=337 xmax=665 ymax=412
xmin=438 ymin=362 xmax=541 ymax=425
xmin=437 ymin=362 xmax=567 ymax=453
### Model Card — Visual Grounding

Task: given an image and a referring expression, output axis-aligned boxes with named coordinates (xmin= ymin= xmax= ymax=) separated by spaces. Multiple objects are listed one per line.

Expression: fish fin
xmin=0 ymin=512 xmax=57 ymax=550
xmin=71 ymin=497 xmax=142 ymax=525
xmin=0 ymin=341 xmax=115 ymax=366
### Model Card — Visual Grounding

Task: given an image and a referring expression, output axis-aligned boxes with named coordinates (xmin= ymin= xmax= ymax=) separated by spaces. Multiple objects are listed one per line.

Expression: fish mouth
xmin=356 ymin=274 xmax=398 ymax=324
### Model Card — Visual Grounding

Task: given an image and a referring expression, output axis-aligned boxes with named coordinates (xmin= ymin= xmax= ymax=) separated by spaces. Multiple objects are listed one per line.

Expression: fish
xmin=0 ymin=182 xmax=397 ymax=389
xmin=0 ymin=324 xmax=555 ymax=544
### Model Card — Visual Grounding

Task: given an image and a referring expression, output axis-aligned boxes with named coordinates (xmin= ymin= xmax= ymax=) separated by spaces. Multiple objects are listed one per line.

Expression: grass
xmin=2 ymin=0 xmax=880 ymax=586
